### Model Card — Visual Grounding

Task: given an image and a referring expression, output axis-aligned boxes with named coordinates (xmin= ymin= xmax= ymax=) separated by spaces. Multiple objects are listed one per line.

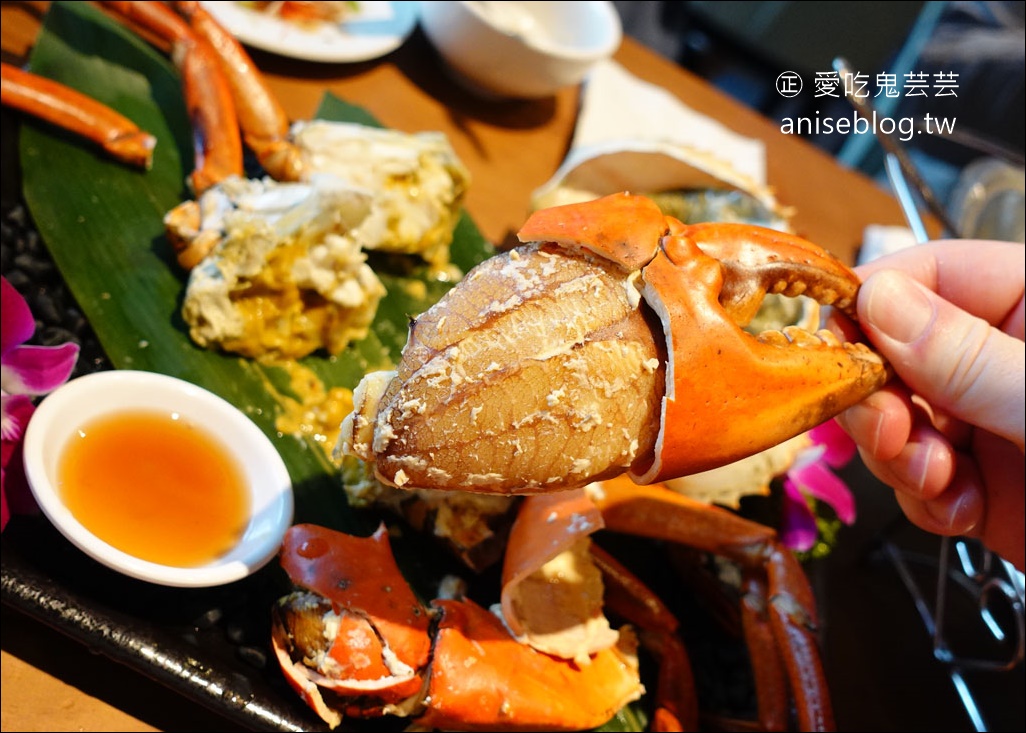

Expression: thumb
xmin=857 ymin=269 xmax=1026 ymax=450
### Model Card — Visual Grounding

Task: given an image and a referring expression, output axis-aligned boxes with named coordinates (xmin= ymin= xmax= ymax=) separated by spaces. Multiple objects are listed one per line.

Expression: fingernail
xmin=862 ymin=270 xmax=935 ymax=344
xmin=926 ymin=487 xmax=980 ymax=535
xmin=836 ymin=403 xmax=883 ymax=456
xmin=908 ymin=439 xmax=934 ymax=494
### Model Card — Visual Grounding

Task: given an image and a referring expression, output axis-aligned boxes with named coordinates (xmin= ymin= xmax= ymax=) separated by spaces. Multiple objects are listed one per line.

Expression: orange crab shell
xmin=418 ymin=597 xmax=643 ymax=732
xmin=275 ymin=524 xmax=432 ymax=707
xmin=499 ymin=489 xmax=618 ymax=662
xmin=274 ymin=522 xmax=645 ymax=731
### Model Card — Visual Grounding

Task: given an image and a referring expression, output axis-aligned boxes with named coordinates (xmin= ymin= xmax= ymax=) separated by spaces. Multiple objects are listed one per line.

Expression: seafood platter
xmin=1 ymin=3 xmax=896 ymax=731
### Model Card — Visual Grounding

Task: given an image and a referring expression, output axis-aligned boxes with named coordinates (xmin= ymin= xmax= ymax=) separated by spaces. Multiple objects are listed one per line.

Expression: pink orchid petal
xmin=1 ymin=396 xmax=39 ymax=532
xmin=780 ymin=478 xmax=818 ymax=551
xmin=4 ymin=458 xmax=39 ymax=517
xmin=0 ymin=277 xmax=73 ymax=534
xmin=809 ymin=419 xmax=856 ymax=468
xmin=1 ymin=473 xmax=10 ymax=532
xmin=2 ymin=342 xmax=80 ymax=396
xmin=789 ymin=460 xmax=857 ymax=524
xmin=1 ymin=434 xmax=38 ymax=521
xmin=1 ymin=277 xmax=36 ymax=356
xmin=1 ymin=394 xmax=35 ymax=444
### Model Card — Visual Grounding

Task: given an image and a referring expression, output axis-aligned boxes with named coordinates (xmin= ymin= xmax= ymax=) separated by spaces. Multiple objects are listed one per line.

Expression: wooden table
xmin=3 ymin=3 xmax=982 ymax=733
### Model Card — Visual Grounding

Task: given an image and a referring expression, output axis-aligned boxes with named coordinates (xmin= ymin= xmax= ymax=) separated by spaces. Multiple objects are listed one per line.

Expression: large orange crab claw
xmin=340 ymin=192 xmax=888 ymax=492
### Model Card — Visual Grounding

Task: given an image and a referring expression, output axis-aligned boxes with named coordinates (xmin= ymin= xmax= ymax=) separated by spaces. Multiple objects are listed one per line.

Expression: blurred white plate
xmin=200 ymin=1 xmax=419 ymax=63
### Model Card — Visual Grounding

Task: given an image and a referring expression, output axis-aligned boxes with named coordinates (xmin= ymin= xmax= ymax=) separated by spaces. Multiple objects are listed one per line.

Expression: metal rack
xmin=880 ymin=530 xmax=1025 ymax=731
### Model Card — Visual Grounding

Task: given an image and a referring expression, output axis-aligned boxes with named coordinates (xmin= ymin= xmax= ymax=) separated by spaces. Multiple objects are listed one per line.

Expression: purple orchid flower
xmin=2 ymin=276 xmax=80 ymax=531
xmin=779 ymin=419 xmax=858 ymax=552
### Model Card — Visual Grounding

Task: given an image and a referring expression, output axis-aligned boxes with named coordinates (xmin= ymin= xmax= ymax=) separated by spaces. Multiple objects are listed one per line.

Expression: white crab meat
xmin=290 ymin=120 xmax=471 ymax=268
xmin=176 ymin=174 xmax=386 ymax=360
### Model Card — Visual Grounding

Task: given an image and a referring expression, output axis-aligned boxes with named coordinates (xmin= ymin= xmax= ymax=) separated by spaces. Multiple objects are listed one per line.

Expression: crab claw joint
xmin=340 ymin=193 xmax=888 ymax=494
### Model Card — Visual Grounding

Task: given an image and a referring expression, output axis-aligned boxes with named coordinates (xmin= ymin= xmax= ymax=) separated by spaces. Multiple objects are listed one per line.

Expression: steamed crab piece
xmin=499 ymin=489 xmax=618 ymax=664
xmin=177 ymin=174 xmax=386 ymax=359
xmin=341 ymin=193 xmax=888 ymax=493
xmin=273 ymin=523 xmax=644 ymax=731
xmin=281 ymin=120 xmax=471 ymax=268
xmin=174 ymin=2 xmax=471 ymax=267
xmin=272 ymin=524 xmax=432 ymax=727
xmin=98 ymin=2 xmax=470 ymax=269
xmin=1 ymin=61 xmax=156 ymax=169
xmin=419 ymin=598 xmax=643 ymax=733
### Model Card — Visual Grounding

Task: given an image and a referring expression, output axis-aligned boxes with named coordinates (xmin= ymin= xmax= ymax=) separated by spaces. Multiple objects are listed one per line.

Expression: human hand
xmin=834 ymin=240 xmax=1025 ymax=571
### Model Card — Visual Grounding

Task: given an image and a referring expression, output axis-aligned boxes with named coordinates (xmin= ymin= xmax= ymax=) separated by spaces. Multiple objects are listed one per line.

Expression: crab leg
xmin=738 ymin=573 xmax=791 ymax=732
xmin=590 ymin=475 xmax=834 ymax=731
xmin=591 ymin=544 xmax=700 ymax=732
xmin=96 ymin=0 xmax=243 ymax=193
xmin=171 ymin=0 xmax=301 ymax=180
xmin=1 ymin=61 xmax=156 ymax=168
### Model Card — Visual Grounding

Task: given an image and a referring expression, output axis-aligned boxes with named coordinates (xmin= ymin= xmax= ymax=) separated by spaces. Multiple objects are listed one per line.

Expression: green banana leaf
xmin=17 ymin=3 xmax=646 ymax=731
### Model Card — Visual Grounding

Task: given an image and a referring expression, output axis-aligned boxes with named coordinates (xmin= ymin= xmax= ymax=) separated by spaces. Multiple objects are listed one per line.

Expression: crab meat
xmin=341 ymin=238 xmax=665 ymax=492
xmin=177 ymin=174 xmax=386 ymax=359
xmin=283 ymin=120 xmax=472 ymax=268
xmin=173 ymin=1 xmax=472 ymax=268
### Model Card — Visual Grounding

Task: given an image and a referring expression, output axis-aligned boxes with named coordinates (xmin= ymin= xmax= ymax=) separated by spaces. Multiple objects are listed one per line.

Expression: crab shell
xmin=272 ymin=524 xmax=432 ymax=726
xmin=272 ymin=523 xmax=644 ymax=730
xmin=341 ymin=193 xmax=887 ymax=493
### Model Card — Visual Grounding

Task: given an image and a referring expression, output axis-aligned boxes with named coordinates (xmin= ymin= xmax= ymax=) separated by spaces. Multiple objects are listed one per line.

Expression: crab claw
xmin=340 ymin=193 xmax=887 ymax=492
xmin=627 ymin=213 xmax=889 ymax=483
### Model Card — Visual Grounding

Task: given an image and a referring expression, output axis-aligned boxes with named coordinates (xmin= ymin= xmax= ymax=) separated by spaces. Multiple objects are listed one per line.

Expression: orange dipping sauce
xmin=58 ymin=409 xmax=251 ymax=567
